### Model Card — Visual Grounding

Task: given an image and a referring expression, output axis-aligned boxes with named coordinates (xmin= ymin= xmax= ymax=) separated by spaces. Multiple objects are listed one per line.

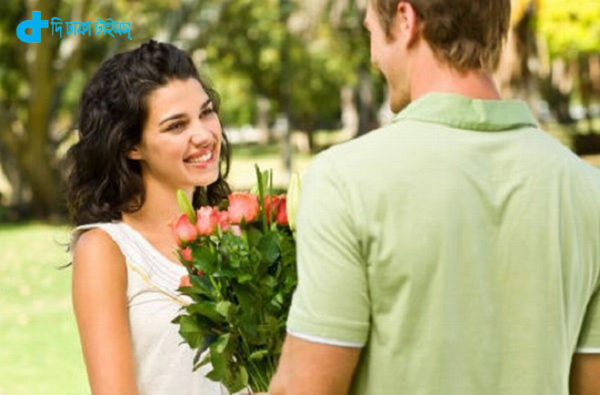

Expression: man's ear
xmin=395 ymin=1 xmax=420 ymax=47
xmin=127 ymin=146 xmax=142 ymax=160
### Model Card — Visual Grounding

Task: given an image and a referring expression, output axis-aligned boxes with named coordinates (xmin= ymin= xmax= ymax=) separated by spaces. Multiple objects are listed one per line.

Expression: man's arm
xmin=570 ymin=353 xmax=600 ymax=395
xmin=269 ymin=334 xmax=361 ymax=395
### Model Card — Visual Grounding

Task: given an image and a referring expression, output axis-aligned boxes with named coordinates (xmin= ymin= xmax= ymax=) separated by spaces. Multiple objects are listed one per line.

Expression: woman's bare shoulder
xmin=72 ymin=227 xmax=126 ymax=276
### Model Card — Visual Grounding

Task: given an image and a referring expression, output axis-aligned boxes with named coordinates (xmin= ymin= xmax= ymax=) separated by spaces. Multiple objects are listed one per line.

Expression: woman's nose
xmin=189 ymin=125 xmax=211 ymax=146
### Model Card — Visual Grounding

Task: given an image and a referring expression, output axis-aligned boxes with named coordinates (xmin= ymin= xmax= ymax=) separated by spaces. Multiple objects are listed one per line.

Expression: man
xmin=269 ymin=1 xmax=600 ymax=394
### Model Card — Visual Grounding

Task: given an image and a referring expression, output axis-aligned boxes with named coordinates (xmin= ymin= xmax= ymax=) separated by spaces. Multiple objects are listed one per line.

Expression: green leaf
xmin=214 ymin=333 xmax=231 ymax=354
xmin=255 ymin=165 xmax=270 ymax=233
xmin=189 ymin=274 xmax=215 ymax=296
xmin=207 ymin=361 xmax=249 ymax=393
xmin=176 ymin=189 xmax=197 ymax=223
xmin=193 ymin=348 xmax=212 ymax=371
xmin=238 ymin=273 xmax=253 ymax=283
xmin=257 ymin=232 xmax=280 ymax=264
xmin=193 ymin=247 xmax=217 ymax=273
xmin=232 ymin=365 xmax=250 ymax=392
xmin=261 ymin=275 xmax=277 ymax=290
xmin=206 ymin=334 xmax=245 ymax=392
xmin=247 ymin=227 xmax=263 ymax=247
xmin=248 ymin=349 xmax=270 ymax=361
xmin=216 ymin=301 xmax=234 ymax=320
xmin=205 ymin=333 xmax=252 ymax=391
xmin=196 ymin=333 xmax=218 ymax=356
xmin=177 ymin=315 xmax=208 ymax=348
xmin=187 ymin=300 xmax=225 ymax=324
xmin=271 ymin=292 xmax=284 ymax=308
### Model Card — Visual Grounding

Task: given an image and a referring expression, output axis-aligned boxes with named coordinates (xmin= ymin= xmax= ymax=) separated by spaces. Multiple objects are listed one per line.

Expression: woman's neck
xmin=122 ymin=179 xmax=193 ymax=234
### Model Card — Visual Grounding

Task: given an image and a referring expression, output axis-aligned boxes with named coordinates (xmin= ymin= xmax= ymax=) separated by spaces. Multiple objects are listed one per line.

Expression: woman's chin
xmin=191 ymin=172 xmax=220 ymax=188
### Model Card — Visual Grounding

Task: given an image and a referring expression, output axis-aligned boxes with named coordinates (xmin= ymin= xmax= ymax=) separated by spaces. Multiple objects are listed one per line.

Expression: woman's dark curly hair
xmin=66 ymin=40 xmax=231 ymax=226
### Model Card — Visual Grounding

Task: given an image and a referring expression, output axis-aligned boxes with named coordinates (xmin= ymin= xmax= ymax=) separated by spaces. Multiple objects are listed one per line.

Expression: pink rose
xmin=227 ymin=193 xmax=259 ymax=224
xmin=171 ymin=214 xmax=198 ymax=245
xmin=179 ymin=275 xmax=192 ymax=288
xmin=196 ymin=206 xmax=219 ymax=236
xmin=275 ymin=195 xmax=288 ymax=226
xmin=180 ymin=247 xmax=192 ymax=262
xmin=264 ymin=195 xmax=288 ymax=225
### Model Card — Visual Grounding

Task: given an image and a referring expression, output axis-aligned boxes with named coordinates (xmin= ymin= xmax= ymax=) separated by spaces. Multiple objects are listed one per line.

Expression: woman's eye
xmin=200 ymin=108 xmax=215 ymax=118
xmin=166 ymin=121 xmax=185 ymax=131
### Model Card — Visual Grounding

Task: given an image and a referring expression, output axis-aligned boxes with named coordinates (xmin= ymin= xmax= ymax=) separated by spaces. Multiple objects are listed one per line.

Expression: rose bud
xmin=230 ymin=225 xmax=242 ymax=237
xmin=276 ymin=195 xmax=288 ymax=225
xmin=196 ymin=206 xmax=220 ymax=236
xmin=180 ymin=247 xmax=193 ymax=262
xmin=179 ymin=275 xmax=192 ymax=288
xmin=171 ymin=214 xmax=198 ymax=245
xmin=227 ymin=193 xmax=259 ymax=224
xmin=217 ymin=210 xmax=230 ymax=231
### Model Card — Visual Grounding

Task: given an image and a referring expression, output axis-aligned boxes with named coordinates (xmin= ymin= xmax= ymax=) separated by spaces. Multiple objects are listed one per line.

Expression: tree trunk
xmin=357 ymin=68 xmax=377 ymax=136
xmin=539 ymin=58 xmax=575 ymax=124
xmin=0 ymin=0 xmax=91 ymax=219
xmin=25 ymin=29 xmax=61 ymax=216
xmin=578 ymin=53 xmax=598 ymax=134
xmin=340 ymin=85 xmax=358 ymax=140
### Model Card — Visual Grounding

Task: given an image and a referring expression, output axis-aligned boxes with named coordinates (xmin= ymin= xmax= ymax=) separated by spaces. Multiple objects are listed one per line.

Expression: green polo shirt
xmin=287 ymin=93 xmax=600 ymax=394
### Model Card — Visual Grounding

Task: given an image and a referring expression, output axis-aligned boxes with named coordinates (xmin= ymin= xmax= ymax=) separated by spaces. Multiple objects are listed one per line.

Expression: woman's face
xmin=129 ymin=78 xmax=222 ymax=192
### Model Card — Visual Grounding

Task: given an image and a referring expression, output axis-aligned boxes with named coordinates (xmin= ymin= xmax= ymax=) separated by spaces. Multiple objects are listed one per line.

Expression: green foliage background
xmin=538 ymin=0 xmax=600 ymax=58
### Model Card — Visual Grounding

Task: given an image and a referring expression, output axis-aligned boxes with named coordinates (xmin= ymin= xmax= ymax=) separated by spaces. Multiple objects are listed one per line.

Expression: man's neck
xmin=410 ymin=52 xmax=501 ymax=101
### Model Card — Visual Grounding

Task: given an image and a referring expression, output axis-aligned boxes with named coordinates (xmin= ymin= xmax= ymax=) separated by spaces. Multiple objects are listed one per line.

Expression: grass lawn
xmin=0 ymin=223 xmax=88 ymax=395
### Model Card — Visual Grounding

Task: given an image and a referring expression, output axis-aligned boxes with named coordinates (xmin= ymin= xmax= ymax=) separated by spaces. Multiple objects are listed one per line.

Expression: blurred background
xmin=0 ymin=0 xmax=598 ymax=393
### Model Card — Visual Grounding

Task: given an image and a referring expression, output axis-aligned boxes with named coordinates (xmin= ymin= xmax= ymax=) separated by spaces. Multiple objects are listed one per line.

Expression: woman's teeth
xmin=186 ymin=151 xmax=212 ymax=163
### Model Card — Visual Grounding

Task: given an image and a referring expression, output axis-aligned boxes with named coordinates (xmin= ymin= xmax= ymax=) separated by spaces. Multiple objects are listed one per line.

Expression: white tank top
xmin=73 ymin=221 xmax=231 ymax=395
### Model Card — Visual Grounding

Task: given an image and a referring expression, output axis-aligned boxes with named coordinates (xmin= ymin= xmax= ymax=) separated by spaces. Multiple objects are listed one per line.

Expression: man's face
xmin=364 ymin=3 xmax=389 ymax=74
xmin=364 ymin=1 xmax=412 ymax=112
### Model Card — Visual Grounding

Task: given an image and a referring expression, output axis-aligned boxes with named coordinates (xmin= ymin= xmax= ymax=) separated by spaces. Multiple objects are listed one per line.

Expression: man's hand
xmin=268 ymin=334 xmax=361 ymax=395
xmin=570 ymin=353 xmax=600 ymax=395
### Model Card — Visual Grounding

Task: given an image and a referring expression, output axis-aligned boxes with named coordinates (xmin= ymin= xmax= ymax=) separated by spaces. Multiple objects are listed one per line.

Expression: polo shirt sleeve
xmin=286 ymin=155 xmax=370 ymax=347
xmin=576 ymin=286 xmax=600 ymax=353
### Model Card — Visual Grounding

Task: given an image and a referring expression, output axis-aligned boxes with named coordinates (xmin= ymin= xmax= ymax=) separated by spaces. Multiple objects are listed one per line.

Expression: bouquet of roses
xmin=172 ymin=167 xmax=301 ymax=393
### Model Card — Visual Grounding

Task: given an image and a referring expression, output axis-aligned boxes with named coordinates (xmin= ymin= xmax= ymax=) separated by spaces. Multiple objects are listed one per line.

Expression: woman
xmin=67 ymin=40 xmax=231 ymax=394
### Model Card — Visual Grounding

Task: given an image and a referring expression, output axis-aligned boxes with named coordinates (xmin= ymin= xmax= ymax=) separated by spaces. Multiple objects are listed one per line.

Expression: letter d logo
xmin=16 ymin=11 xmax=49 ymax=43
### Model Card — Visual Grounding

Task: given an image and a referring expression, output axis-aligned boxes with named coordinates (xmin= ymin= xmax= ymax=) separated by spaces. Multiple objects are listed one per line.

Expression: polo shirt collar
xmin=392 ymin=92 xmax=538 ymax=131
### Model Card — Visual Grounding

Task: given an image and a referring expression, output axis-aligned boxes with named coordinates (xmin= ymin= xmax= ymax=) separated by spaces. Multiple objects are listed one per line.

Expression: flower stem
xmin=208 ymin=275 xmax=224 ymax=300
xmin=239 ymin=333 xmax=270 ymax=391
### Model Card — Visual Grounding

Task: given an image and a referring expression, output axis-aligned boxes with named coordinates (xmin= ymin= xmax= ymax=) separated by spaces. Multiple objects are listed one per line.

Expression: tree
xmin=296 ymin=0 xmax=383 ymax=137
xmin=0 ymin=0 xmax=222 ymax=218
xmin=0 ymin=0 xmax=98 ymax=218
xmin=202 ymin=0 xmax=378 ymax=151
